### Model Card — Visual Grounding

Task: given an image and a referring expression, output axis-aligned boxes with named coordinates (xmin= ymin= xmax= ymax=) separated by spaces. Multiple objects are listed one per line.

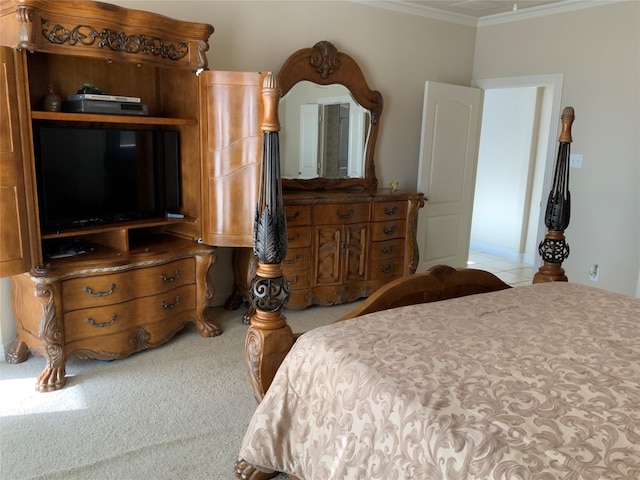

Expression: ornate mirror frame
xmin=279 ymin=40 xmax=383 ymax=191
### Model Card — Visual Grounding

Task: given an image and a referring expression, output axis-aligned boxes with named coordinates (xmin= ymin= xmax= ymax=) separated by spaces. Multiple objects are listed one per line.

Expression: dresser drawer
xmin=63 ymin=284 xmax=196 ymax=343
xmin=371 ymin=220 xmax=405 ymax=241
xmin=286 ymin=227 xmax=312 ymax=248
xmin=370 ymin=238 xmax=405 ymax=261
xmin=285 ymin=205 xmax=312 ymax=226
xmin=314 ymin=203 xmax=370 ymax=224
xmin=369 ymin=259 xmax=404 ymax=281
xmin=61 ymin=258 xmax=195 ymax=312
xmin=283 ymin=247 xmax=311 ymax=269
xmin=284 ymin=268 xmax=311 ymax=290
xmin=372 ymin=201 xmax=407 ymax=221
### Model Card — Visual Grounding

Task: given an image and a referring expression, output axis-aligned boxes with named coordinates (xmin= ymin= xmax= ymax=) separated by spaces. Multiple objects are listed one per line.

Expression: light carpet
xmin=0 ymin=303 xmax=356 ymax=480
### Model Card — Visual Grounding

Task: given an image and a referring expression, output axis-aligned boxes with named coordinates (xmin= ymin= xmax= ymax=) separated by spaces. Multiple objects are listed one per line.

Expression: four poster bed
xmin=235 ymin=45 xmax=640 ymax=480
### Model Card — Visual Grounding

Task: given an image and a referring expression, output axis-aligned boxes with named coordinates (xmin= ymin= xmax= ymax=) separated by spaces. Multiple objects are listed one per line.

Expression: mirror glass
xmin=280 ymin=81 xmax=371 ymax=180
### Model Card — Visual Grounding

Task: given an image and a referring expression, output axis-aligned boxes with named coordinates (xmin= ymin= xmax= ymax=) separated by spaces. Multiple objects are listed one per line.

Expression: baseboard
xmin=469 ymin=241 xmax=533 ymax=264
xmin=636 ymin=271 xmax=640 ymax=298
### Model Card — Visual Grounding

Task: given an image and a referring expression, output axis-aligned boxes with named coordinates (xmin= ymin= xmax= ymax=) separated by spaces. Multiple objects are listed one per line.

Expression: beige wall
xmin=473 ymin=0 xmax=640 ymax=295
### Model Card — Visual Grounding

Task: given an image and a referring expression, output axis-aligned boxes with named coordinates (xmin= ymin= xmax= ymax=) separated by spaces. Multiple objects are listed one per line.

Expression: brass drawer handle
xmin=284 ymin=255 xmax=299 ymax=264
xmin=160 ymin=270 xmax=180 ymax=283
xmin=384 ymin=206 xmax=398 ymax=216
xmin=287 ymin=233 xmax=299 ymax=242
xmin=380 ymin=264 xmax=395 ymax=274
xmin=286 ymin=211 xmax=300 ymax=222
xmin=336 ymin=209 xmax=353 ymax=219
xmin=383 ymin=226 xmax=397 ymax=235
xmin=382 ymin=245 xmax=396 ymax=255
xmin=86 ymin=314 xmax=117 ymax=328
xmin=83 ymin=283 xmax=115 ymax=297
xmin=161 ymin=296 xmax=180 ymax=310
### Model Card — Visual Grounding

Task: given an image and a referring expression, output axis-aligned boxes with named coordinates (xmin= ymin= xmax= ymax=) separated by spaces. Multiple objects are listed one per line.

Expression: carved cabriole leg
xmin=33 ymin=282 xmax=67 ymax=392
xmin=6 ymin=337 xmax=28 ymax=363
xmin=195 ymin=251 xmax=222 ymax=337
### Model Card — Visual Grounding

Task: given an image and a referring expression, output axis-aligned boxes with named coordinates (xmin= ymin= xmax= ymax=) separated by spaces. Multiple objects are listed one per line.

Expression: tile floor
xmin=467 ymin=250 xmax=536 ymax=287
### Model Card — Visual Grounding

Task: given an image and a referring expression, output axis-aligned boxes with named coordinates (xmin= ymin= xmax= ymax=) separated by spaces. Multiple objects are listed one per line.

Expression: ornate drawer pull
xmin=287 ymin=211 xmax=300 ymax=222
xmin=161 ymin=296 xmax=180 ymax=310
xmin=380 ymin=264 xmax=395 ymax=273
xmin=284 ymin=255 xmax=299 ymax=264
xmin=86 ymin=314 xmax=117 ymax=328
xmin=383 ymin=226 xmax=397 ymax=235
xmin=384 ymin=206 xmax=398 ymax=216
xmin=382 ymin=245 xmax=396 ymax=255
xmin=83 ymin=283 xmax=115 ymax=297
xmin=160 ymin=270 xmax=180 ymax=283
xmin=288 ymin=275 xmax=299 ymax=285
xmin=336 ymin=209 xmax=353 ymax=219
xmin=287 ymin=233 xmax=299 ymax=242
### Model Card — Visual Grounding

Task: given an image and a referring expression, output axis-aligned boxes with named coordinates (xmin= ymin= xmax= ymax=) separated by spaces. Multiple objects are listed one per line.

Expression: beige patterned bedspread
xmin=239 ymin=282 xmax=640 ymax=479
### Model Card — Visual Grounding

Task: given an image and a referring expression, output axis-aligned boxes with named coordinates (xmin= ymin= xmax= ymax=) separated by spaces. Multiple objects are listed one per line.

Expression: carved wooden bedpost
xmin=534 ymin=106 xmax=575 ymax=283
xmin=244 ymin=73 xmax=294 ymax=403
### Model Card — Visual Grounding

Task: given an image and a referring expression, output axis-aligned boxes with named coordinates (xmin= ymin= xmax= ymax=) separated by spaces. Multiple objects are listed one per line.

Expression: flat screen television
xmin=34 ymin=125 xmax=181 ymax=232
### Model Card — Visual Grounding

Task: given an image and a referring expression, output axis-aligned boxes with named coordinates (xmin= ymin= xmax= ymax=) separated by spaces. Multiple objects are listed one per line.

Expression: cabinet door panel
xmin=0 ymin=47 xmax=34 ymax=277
xmin=314 ymin=226 xmax=341 ymax=285
xmin=200 ymin=71 xmax=266 ymax=247
xmin=344 ymin=224 xmax=368 ymax=282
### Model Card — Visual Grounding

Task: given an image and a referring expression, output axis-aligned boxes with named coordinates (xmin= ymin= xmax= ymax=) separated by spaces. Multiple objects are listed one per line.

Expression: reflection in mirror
xmin=278 ymin=40 xmax=383 ymax=191
xmin=280 ymin=81 xmax=371 ymax=180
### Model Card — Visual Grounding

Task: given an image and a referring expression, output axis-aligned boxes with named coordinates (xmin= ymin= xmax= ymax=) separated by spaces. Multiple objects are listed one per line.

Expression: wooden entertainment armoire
xmin=0 ymin=1 xmax=425 ymax=392
xmin=0 ymin=0 xmax=267 ymax=391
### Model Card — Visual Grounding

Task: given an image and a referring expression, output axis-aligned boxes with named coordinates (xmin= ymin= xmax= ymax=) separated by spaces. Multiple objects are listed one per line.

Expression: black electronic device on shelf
xmin=33 ymin=124 xmax=181 ymax=232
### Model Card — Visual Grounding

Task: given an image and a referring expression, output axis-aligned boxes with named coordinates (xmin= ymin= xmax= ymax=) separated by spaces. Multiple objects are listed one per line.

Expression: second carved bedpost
xmin=244 ymin=73 xmax=293 ymax=403
xmin=534 ymin=106 xmax=575 ymax=283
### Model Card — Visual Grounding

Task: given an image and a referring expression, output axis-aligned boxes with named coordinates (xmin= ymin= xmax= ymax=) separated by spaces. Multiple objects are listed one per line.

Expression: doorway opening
xmin=468 ymin=74 xmax=564 ymax=284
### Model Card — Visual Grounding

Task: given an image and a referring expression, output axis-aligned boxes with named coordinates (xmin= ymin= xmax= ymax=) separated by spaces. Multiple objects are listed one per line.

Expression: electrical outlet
xmin=570 ymin=153 xmax=583 ymax=169
xmin=589 ymin=264 xmax=599 ymax=282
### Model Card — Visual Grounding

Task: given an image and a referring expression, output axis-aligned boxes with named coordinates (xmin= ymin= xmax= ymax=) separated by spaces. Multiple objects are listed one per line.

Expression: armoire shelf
xmin=31 ymin=110 xmax=197 ymax=126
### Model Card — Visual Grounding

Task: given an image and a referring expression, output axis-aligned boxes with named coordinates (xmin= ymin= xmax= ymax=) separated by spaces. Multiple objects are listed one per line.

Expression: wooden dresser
xmin=284 ymin=190 xmax=423 ymax=308
xmin=226 ymin=40 xmax=426 ymax=320
xmin=227 ymin=189 xmax=424 ymax=317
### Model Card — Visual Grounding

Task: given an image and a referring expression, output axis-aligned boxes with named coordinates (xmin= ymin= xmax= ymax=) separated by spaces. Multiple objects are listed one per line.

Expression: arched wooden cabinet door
xmin=0 ymin=46 xmax=38 ymax=278
xmin=199 ymin=71 xmax=268 ymax=247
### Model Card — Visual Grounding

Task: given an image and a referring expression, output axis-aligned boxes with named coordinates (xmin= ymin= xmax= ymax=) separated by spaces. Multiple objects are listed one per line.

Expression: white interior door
xmin=416 ymin=81 xmax=483 ymax=271
xmin=299 ymin=103 xmax=320 ymax=178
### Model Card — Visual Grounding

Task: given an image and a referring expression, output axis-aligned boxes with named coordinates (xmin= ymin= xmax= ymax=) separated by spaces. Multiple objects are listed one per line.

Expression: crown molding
xmin=351 ymin=0 xmax=628 ymax=27
xmin=478 ymin=0 xmax=627 ymax=27
xmin=351 ymin=1 xmax=478 ymax=26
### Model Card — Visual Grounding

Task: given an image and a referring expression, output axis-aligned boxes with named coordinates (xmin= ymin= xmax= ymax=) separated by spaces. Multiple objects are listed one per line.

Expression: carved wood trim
xmin=1 ymin=0 xmax=213 ymax=70
xmin=278 ymin=40 xmax=382 ymax=191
